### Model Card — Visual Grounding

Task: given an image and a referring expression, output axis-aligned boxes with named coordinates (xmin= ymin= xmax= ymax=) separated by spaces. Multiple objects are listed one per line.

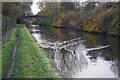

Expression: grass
xmin=12 ymin=24 xmax=61 ymax=78
xmin=2 ymin=27 xmax=18 ymax=77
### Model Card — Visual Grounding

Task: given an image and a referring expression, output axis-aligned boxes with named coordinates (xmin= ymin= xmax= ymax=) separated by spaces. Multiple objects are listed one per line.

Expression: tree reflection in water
xmin=31 ymin=25 xmax=119 ymax=78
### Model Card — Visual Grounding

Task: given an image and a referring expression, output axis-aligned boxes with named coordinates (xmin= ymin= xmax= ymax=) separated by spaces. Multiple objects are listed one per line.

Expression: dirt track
xmin=5 ymin=35 xmax=20 ymax=78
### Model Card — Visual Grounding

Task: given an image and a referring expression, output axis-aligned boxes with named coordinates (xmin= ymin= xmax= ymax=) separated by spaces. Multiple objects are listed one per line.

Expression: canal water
xmin=30 ymin=25 xmax=119 ymax=78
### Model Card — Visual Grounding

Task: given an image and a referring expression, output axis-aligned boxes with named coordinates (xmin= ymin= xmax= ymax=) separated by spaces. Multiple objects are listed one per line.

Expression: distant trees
xmin=37 ymin=2 xmax=119 ymax=35
xmin=37 ymin=2 xmax=77 ymax=26
xmin=37 ymin=2 xmax=62 ymax=24
xmin=61 ymin=2 xmax=76 ymax=12
xmin=2 ymin=2 xmax=32 ymax=23
xmin=2 ymin=2 xmax=32 ymax=39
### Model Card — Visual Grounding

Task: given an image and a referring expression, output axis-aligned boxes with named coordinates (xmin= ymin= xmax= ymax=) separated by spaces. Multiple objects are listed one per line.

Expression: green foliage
xmin=12 ymin=25 xmax=61 ymax=78
xmin=38 ymin=2 xmax=119 ymax=35
xmin=2 ymin=2 xmax=32 ymax=20
xmin=38 ymin=2 xmax=63 ymax=26
xmin=57 ymin=13 xmax=65 ymax=19
xmin=2 ymin=16 xmax=15 ymax=39
xmin=41 ymin=19 xmax=51 ymax=26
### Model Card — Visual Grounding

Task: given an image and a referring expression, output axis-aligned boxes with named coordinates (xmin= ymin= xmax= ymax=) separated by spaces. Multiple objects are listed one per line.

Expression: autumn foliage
xmin=38 ymin=2 xmax=120 ymax=35
xmin=55 ymin=15 xmax=71 ymax=27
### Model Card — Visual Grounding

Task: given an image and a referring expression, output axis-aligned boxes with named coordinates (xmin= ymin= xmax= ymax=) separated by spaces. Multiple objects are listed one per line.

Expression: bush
xmin=41 ymin=19 xmax=51 ymax=26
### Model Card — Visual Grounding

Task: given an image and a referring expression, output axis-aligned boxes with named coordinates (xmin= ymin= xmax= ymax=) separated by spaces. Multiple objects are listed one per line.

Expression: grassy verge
xmin=2 ymin=27 xmax=18 ymax=77
xmin=13 ymin=24 xmax=61 ymax=78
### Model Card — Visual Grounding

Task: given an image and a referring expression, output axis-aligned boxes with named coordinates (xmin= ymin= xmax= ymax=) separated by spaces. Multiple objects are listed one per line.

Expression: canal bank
xmin=2 ymin=24 xmax=62 ymax=78
xmin=2 ymin=27 xmax=19 ymax=77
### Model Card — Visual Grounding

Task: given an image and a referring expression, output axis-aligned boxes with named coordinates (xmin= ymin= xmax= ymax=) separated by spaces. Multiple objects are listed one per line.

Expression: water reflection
xmin=54 ymin=44 xmax=88 ymax=78
xmin=30 ymin=25 xmax=119 ymax=78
